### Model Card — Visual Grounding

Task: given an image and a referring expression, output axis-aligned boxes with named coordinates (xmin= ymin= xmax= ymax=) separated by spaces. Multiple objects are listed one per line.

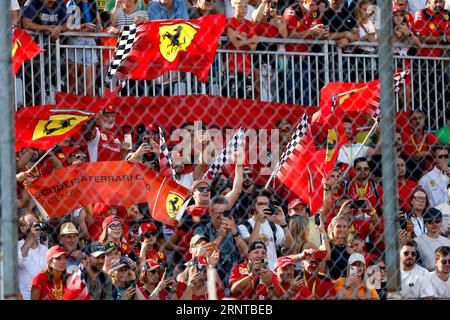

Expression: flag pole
xmin=27 ymin=145 xmax=57 ymax=173
xmin=342 ymin=117 xmax=379 ymax=177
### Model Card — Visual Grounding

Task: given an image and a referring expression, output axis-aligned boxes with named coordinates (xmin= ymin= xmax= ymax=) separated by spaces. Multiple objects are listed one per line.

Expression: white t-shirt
xmin=435 ymin=202 xmax=450 ymax=234
xmin=419 ymin=167 xmax=450 ymax=208
xmin=429 ymin=271 xmax=450 ymax=298
xmin=11 ymin=0 xmax=20 ymax=10
xmin=17 ymin=240 xmax=48 ymax=300
xmin=358 ymin=20 xmax=377 ymax=53
xmin=400 ymin=264 xmax=436 ymax=299
xmin=414 ymin=234 xmax=450 ymax=270
xmin=238 ymin=218 xmax=285 ymax=271
xmin=87 ymin=128 xmax=100 ymax=162
xmin=337 ymin=143 xmax=370 ymax=166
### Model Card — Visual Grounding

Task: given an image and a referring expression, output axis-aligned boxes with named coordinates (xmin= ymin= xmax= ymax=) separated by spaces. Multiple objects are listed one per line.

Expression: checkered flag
xmin=394 ymin=70 xmax=409 ymax=93
xmin=273 ymin=114 xmax=310 ymax=176
xmin=203 ymin=127 xmax=246 ymax=179
xmin=106 ymin=24 xmax=138 ymax=82
xmin=159 ymin=127 xmax=176 ymax=180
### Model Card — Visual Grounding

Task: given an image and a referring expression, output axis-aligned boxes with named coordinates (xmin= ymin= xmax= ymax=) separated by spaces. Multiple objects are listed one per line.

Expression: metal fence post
xmin=378 ymin=0 xmax=401 ymax=299
xmin=0 ymin=4 xmax=18 ymax=299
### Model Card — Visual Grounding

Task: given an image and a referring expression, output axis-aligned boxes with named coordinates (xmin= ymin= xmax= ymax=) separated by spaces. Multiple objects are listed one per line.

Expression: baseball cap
xmin=248 ymin=241 xmax=267 ymax=253
xmin=105 ymin=241 xmax=120 ymax=253
xmin=302 ymin=249 xmax=327 ymax=261
xmin=138 ymin=222 xmax=157 ymax=237
xmin=274 ymin=256 xmax=295 ymax=271
xmin=83 ymin=241 xmax=107 ymax=258
xmin=102 ymin=216 xmax=121 ymax=230
xmin=348 ymin=253 xmax=366 ymax=266
xmin=146 ymin=124 xmax=158 ymax=132
xmin=189 ymin=234 xmax=209 ymax=247
xmin=58 ymin=222 xmax=79 ymax=238
xmin=423 ymin=207 xmax=442 ymax=222
xmin=110 ymin=257 xmax=131 ymax=272
xmin=192 ymin=179 xmax=210 ymax=191
xmin=141 ymin=259 xmax=162 ymax=273
xmin=46 ymin=245 xmax=67 ymax=262
xmin=102 ymin=105 xmax=118 ymax=114
xmin=288 ymin=198 xmax=307 ymax=210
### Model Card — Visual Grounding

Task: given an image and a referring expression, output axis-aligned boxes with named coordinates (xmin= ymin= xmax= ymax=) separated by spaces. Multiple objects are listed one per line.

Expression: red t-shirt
xmin=413 ymin=7 xmax=450 ymax=56
xmin=137 ymin=285 xmax=169 ymax=300
xmin=225 ymin=17 xmax=257 ymax=75
xmin=347 ymin=180 xmax=383 ymax=211
xmin=31 ymin=272 xmax=66 ymax=300
xmin=229 ymin=261 xmax=277 ymax=300
xmin=283 ymin=4 xmax=321 ymax=52
xmin=175 ymin=281 xmax=225 ymax=300
xmin=398 ymin=179 xmax=417 ymax=211
xmin=402 ymin=131 xmax=439 ymax=170
xmin=95 ymin=128 xmax=122 ymax=162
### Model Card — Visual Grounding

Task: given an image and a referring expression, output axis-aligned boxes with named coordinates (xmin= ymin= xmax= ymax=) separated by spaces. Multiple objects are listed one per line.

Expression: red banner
xmin=15 ymin=105 xmax=95 ymax=152
xmin=12 ymin=28 xmax=44 ymax=76
xmin=112 ymin=14 xmax=227 ymax=82
xmin=26 ymin=161 xmax=190 ymax=226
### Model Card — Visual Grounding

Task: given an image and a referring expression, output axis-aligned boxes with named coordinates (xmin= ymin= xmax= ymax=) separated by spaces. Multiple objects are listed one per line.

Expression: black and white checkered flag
xmin=394 ymin=70 xmax=409 ymax=93
xmin=274 ymin=114 xmax=309 ymax=175
xmin=203 ymin=127 xmax=246 ymax=179
xmin=159 ymin=127 xmax=176 ymax=180
xmin=106 ymin=24 xmax=138 ymax=82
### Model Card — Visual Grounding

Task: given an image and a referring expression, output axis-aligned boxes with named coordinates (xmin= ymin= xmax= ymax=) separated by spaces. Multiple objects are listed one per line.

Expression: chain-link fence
xmin=5 ymin=0 xmax=450 ymax=301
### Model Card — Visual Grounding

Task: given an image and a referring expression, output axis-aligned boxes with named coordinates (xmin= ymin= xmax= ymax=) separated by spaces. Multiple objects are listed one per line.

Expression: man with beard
xmin=57 ymin=222 xmax=82 ymax=275
xmin=274 ymin=250 xmax=336 ymax=299
xmin=81 ymin=242 xmax=113 ymax=300
xmin=399 ymin=240 xmax=435 ymax=299
xmin=429 ymin=246 xmax=450 ymax=298
xmin=81 ymin=105 xmax=129 ymax=162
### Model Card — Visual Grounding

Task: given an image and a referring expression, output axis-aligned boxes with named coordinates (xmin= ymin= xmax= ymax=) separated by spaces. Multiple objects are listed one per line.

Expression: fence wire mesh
xmin=8 ymin=0 xmax=450 ymax=301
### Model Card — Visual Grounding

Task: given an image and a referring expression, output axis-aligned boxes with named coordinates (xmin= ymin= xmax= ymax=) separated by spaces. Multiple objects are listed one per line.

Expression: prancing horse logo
xmin=32 ymin=114 xmax=90 ymax=140
xmin=159 ymin=23 xmax=199 ymax=63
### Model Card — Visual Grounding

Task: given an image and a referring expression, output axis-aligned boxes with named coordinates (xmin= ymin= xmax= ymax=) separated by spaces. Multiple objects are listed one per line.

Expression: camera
xmin=267 ymin=203 xmax=277 ymax=215
xmin=349 ymin=199 xmax=366 ymax=209
xmin=34 ymin=221 xmax=52 ymax=234
xmin=223 ymin=209 xmax=232 ymax=219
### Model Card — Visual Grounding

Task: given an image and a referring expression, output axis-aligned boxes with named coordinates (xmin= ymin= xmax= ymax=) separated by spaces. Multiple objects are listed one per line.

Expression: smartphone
xmin=270 ymin=0 xmax=277 ymax=9
xmin=268 ymin=203 xmax=277 ymax=215
xmin=399 ymin=217 xmax=408 ymax=230
xmin=350 ymin=199 xmax=366 ymax=209
xmin=365 ymin=265 xmax=381 ymax=290
xmin=349 ymin=266 xmax=358 ymax=277
xmin=124 ymin=133 xmax=133 ymax=150
xmin=314 ymin=212 xmax=321 ymax=226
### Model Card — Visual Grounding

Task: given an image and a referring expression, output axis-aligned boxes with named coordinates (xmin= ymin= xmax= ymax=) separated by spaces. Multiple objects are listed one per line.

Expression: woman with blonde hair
xmin=335 ymin=252 xmax=379 ymax=299
xmin=282 ymin=215 xmax=318 ymax=256
xmin=326 ymin=215 xmax=352 ymax=280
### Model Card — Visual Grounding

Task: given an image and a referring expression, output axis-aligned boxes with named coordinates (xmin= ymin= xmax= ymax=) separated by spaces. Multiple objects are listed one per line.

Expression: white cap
xmin=348 ymin=253 xmax=366 ymax=266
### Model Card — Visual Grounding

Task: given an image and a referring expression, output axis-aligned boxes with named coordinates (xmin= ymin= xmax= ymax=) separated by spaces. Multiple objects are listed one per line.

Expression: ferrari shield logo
xmin=325 ymin=128 xmax=338 ymax=162
xmin=32 ymin=114 xmax=89 ymax=140
xmin=166 ymin=191 xmax=185 ymax=218
xmin=12 ymin=38 xmax=23 ymax=57
xmin=159 ymin=23 xmax=198 ymax=62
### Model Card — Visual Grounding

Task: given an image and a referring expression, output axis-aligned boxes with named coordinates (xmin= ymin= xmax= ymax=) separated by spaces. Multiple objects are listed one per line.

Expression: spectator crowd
xmin=11 ymin=0 xmax=450 ymax=300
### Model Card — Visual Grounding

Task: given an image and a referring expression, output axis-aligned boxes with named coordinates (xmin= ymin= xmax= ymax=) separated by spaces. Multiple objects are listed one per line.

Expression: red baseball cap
xmin=102 ymin=216 xmax=121 ymax=230
xmin=138 ymin=222 xmax=157 ymax=236
xmin=141 ymin=259 xmax=162 ymax=272
xmin=146 ymin=124 xmax=158 ymax=132
xmin=288 ymin=198 xmax=307 ymax=210
xmin=303 ymin=250 xmax=327 ymax=261
xmin=274 ymin=256 xmax=295 ymax=271
xmin=46 ymin=245 xmax=67 ymax=262
xmin=102 ymin=105 xmax=118 ymax=114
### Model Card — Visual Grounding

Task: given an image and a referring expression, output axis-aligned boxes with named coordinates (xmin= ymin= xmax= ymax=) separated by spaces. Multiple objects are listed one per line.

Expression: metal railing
xmin=13 ymin=31 xmax=450 ymax=130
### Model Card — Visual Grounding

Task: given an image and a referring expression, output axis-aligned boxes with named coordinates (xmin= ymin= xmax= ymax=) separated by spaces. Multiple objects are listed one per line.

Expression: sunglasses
xmin=195 ymin=186 xmax=210 ymax=192
xmin=441 ymin=259 xmax=450 ymax=265
xmin=424 ymin=219 xmax=442 ymax=225
xmin=413 ymin=196 xmax=427 ymax=202
xmin=378 ymin=266 xmax=386 ymax=271
xmin=437 ymin=154 xmax=449 ymax=159
xmin=403 ymin=251 xmax=417 ymax=257
xmin=143 ymin=232 xmax=157 ymax=238
xmin=108 ymin=223 xmax=122 ymax=230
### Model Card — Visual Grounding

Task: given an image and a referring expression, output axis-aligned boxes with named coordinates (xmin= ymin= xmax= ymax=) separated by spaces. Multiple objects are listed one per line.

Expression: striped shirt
xmin=114 ymin=8 xmax=148 ymax=28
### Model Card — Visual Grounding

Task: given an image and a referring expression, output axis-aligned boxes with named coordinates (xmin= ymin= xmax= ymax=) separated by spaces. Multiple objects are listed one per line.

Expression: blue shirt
xmin=23 ymin=0 xmax=68 ymax=25
xmin=148 ymin=0 xmax=189 ymax=20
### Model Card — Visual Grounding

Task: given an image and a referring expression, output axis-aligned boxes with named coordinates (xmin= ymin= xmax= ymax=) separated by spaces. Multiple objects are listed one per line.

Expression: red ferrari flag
xmin=12 ymin=28 xmax=44 ymax=76
xmin=15 ymin=105 xmax=95 ymax=152
xmin=107 ymin=14 xmax=227 ymax=83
